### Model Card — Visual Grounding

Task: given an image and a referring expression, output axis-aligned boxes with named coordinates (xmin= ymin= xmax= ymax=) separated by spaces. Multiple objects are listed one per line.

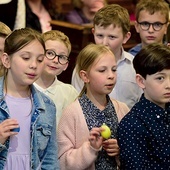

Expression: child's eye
xmin=112 ymin=68 xmax=117 ymax=72
xmin=37 ymin=55 xmax=45 ymax=62
xmin=23 ymin=57 xmax=29 ymax=60
xmin=22 ymin=56 xmax=30 ymax=60
xmin=98 ymin=70 xmax=105 ymax=72
xmin=156 ymin=77 xmax=164 ymax=81
xmin=109 ymin=36 xmax=116 ymax=40
xmin=96 ymin=34 xmax=103 ymax=38
xmin=21 ymin=53 xmax=30 ymax=60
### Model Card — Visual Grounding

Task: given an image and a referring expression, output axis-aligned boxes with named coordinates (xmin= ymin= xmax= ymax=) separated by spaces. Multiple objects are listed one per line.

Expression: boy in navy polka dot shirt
xmin=117 ymin=43 xmax=170 ymax=169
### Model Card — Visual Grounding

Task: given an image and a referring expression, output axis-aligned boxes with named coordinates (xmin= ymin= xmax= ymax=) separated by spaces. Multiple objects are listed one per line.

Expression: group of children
xmin=0 ymin=0 xmax=169 ymax=169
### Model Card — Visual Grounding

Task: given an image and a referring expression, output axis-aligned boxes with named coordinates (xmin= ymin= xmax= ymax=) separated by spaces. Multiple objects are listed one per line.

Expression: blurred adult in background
xmin=129 ymin=0 xmax=139 ymax=21
xmin=26 ymin=0 xmax=65 ymax=33
xmin=65 ymin=0 xmax=107 ymax=25
xmin=0 ymin=0 xmax=65 ymax=32
xmin=0 ymin=0 xmax=25 ymax=30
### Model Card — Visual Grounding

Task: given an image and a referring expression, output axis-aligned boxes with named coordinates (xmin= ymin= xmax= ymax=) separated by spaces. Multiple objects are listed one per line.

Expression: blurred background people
xmin=26 ymin=0 xmax=65 ymax=32
xmin=65 ymin=0 xmax=107 ymax=25
xmin=0 ymin=0 xmax=64 ymax=32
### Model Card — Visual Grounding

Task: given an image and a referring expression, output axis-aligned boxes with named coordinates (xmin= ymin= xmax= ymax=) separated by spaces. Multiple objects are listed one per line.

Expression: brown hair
xmin=93 ymin=4 xmax=130 ymax=36
xmin=135 ymin=0 xmax=169 ymax=22
xmin=3 ymin=27 xmax=45 ymax=76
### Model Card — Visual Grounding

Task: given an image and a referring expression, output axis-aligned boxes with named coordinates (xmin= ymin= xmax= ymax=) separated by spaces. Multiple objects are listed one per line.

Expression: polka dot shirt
xmin=117 ymin=94 xmax=170 ymax=169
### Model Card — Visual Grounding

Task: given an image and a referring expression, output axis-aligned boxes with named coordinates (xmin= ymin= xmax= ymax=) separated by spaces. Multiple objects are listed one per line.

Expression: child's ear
xmin=122 ymin=31 xmax=131 ymax=44
xmin=91 ymin=27 xmax=95 ymax=34
xmin=79 ymin=70 xmax=90 ymax=83
xmin=136 ymin=74 xmax=145 ymax=89
xmin=134 ymin=21 xmax=140 ymax=33
xmin=62 ymin=63 xmax=68 ymax=71
xmin=1 ymin=53 xmax=10 ymax=68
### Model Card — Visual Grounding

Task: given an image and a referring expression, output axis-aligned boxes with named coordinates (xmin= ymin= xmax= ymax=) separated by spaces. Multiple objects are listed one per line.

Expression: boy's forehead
xmin=45 ymin=39 xmax=66 ymax=47
xmin=45 ymin=40 xmax=69 ymax=54
xmin=138 ymin=10 xmax=167 ymax=22
xmin=94 ymin=24 xmax=122 ymax=30
xmin=148 ymin=69 xmax=170 ymax=77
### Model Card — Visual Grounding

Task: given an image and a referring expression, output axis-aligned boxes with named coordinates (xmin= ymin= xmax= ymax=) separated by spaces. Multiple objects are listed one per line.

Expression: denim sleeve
xmin=41 ymin=110 xmax=60 ymax=170
xmin=0 ymin=142 xmax=6 ymax=152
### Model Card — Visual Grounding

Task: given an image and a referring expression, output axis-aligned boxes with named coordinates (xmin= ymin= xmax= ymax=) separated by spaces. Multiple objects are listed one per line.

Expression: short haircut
xmin=93 ymin=4 xmax=130 ymax=36
xmin=42 ymin=30 xmax=71 ymax=55
xmin=135 ymin=0 xmax=169 ymax=22
xmin=133 ymin=43 xmax=170 ymax=79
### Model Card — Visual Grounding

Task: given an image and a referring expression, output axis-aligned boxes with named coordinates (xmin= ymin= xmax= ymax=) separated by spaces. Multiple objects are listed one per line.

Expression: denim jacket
xmin=0 ymin=77 xmax=60 ymax=170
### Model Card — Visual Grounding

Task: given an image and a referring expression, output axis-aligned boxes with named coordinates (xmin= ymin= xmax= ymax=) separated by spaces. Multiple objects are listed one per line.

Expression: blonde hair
xmin=0 ymin=22 xmax=11 ymax=38
xmin=76 ymin=43 xmax=114 ymax=96
xmin=42 ymin=30 xmax=71 ymax=55
xmin=0 ymin=22 xmax=12 ymax=77
xmin=93 ymin=4 xmax=130 ymax=36
xmin=135 ymin=0 xmax=169 ymax=22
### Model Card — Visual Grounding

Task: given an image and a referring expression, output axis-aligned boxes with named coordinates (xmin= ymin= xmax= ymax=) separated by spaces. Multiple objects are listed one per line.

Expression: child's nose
xmin=29 ymin=60 xmax=37 ymax=69
xmin=148 ymin=24 xmax=154 ymax=32
xmin=53 ymin=56 xmax=59 ymax=63
xmin=165 ymin=78 xmax=170 ymax=88
xmin=102 ymin=38 xmax=109 ymax=46
xmin=108 ymin=70 xmax=116 ymax=79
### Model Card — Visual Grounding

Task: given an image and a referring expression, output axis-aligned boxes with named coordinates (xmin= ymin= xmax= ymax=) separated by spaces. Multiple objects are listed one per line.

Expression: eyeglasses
xmin=45 ymin=49 xmax=69 ymax=65
xmin=137 ymin=21 xmax=167 ymax=31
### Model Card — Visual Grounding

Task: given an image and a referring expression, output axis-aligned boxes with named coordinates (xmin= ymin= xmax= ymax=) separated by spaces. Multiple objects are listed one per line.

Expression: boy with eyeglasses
xmin=128 ymin=0 xmax=169 ymax=56
xmin=34 ymin=30 xmax=78 ymax=126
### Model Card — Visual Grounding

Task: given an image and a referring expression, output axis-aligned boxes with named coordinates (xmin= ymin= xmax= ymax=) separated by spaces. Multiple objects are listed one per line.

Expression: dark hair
xmin=133 ymin=43 xmax=170 ymax=79
xmin=4 ymin=27 xmax=45 ymax=55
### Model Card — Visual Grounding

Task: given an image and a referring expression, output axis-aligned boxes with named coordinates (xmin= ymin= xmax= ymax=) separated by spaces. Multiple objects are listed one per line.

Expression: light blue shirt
xmin=128 ymin=43 xmax=142 ymax=56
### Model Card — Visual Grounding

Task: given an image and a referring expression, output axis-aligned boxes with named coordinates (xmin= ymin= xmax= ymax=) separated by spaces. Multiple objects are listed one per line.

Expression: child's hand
xmin=89 ymin=127 xmax=103 ymax=150
xmin=102 ymin=139 xmax=120 ymax=156
xmin=0 ymin=119 xmax=19 ymax=144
